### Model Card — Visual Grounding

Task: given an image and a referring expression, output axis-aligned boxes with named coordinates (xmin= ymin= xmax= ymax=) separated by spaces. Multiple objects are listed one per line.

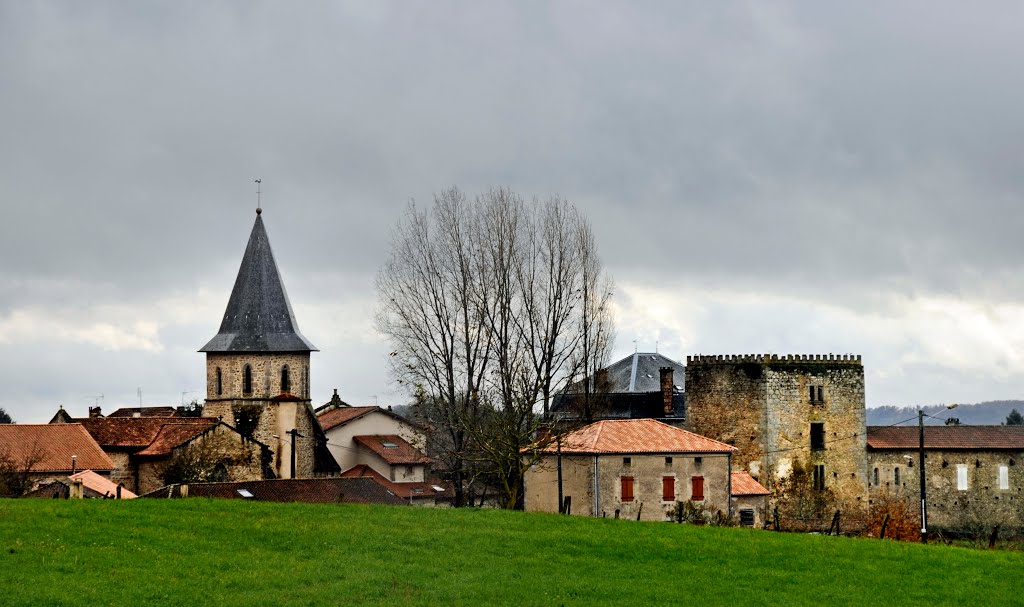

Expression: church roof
xmin=200 ymin=210 xmax=317 ymax=353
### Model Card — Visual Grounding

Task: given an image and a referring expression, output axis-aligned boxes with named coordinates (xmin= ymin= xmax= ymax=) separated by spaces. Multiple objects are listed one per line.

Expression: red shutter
xmin=662 ymin=476 xmax=675 ymax=501
xmin=621 ymin=476 xmax=634 ymax=502
xmin=691 ymin=476 xmax=704 ymax=501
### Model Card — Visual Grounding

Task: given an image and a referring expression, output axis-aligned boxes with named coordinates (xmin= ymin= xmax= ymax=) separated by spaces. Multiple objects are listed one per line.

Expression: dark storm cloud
xmin=2 ymin=2 xmax=1024 ymax=421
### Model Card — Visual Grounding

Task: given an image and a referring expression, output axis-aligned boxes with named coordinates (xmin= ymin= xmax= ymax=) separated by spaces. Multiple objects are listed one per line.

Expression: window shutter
xmin=621 ymin=476 xmax=634 ymax=502
xmin=691 ymin=476 xmax=704 ymax=501
xmin=662 ymin=476 xmax=675 ymax=501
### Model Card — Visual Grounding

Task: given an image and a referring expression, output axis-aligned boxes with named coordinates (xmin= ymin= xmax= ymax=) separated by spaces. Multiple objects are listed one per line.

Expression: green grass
xmin=1 ymin=500 xmax=1022 ymax=606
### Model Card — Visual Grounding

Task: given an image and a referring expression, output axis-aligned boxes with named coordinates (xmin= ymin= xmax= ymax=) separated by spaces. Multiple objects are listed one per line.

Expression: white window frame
xmin=956 ymin=464 xmax=968 ymax=491
xmin=999 ymin=465 xmax=1009 ymax=490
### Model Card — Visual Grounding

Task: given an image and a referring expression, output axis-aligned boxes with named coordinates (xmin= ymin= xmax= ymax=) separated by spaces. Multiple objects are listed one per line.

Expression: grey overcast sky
xmin=3 ymin=2 xmax=1024 ymax=422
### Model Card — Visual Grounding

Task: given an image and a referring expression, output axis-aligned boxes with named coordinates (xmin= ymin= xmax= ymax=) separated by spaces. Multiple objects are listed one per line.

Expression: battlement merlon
xmin=686 ymin=353 xmax=862 ymax=365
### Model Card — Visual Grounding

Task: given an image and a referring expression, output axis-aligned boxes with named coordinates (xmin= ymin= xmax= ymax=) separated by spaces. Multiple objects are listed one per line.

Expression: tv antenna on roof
xmin=88 ymin=394 xmax=103 ymax=407
xmin=255 ymin=179 xmax=262 ymax=214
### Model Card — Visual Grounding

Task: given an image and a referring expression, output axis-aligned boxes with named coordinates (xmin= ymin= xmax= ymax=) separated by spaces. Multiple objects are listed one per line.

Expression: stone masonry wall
xmin=868 ymin=449 xmax=1024 ymax=530
xmin=684 ymin=361 xmax=765 ymax=475
xmin=685 ymin=354 xmax=868 ymax=504
xmin=764 ymin=363 xmax=868 ymax=503
xmin=206 ymin=352 xmax=311 ymax=401
xmin=600 ymin=453 xmax=731 ymax=521
xmin=134 ymin=424 xmax=267 ymax=495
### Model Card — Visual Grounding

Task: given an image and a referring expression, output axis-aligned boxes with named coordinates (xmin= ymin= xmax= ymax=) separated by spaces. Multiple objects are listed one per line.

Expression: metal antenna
xmin=137 ymin=387 xmax=143 ymax=408
xmin=255 ymin=179 xmax=262 ymax=214
xmin=181 ymin=390 xmax=197 ymax=406
xmin=88 ymin=394 xmax=103 ymax=407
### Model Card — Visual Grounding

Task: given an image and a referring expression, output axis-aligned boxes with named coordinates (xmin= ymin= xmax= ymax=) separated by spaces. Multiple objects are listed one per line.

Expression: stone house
xmin=550 ymin=352 xmax=685 ymax=424
xmin=685 ymin=354 xmax=870 ymax=505
xmin=0 ymin=424 xmax=114 ymax=496
xmin=730 ymin=471 xmax=770 ymax=528
xmin=60 ymin=414 xmax=270 ymax=495
xmin=524 ymin=418 xmax=736 ymax=521
xmin=866 ymin=425 xmax=1024 ymax=531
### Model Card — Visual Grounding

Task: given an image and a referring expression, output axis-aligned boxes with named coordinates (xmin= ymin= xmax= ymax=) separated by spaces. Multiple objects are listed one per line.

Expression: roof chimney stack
xmin=659 ymin=367 xmax=674 ymax=417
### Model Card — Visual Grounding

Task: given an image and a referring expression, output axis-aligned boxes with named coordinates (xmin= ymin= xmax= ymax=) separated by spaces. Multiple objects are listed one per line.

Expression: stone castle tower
xmin=200 ymin=208 xmax=320 ymax=479
xmin=684 ymin=354 xmax=869 ymax=504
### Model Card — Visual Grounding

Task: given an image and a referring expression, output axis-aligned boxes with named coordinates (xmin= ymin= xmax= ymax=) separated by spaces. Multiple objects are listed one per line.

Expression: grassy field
xmin=1 ymin=500 xmax=1022 ymax=606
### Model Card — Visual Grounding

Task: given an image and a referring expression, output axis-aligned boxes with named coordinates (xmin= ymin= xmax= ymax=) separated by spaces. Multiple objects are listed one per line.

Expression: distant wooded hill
xmin=866 ymin=400 xmax=1024 ymax=426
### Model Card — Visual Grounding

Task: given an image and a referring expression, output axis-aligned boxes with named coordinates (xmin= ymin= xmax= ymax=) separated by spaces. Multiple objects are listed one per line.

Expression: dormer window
xmin=281 ymin=365 xmax=290 ymax=393
xmin=381 ymin=441 xmax=398 ymax=449
xmin=243 ymin=364 xmax=253 ymax=395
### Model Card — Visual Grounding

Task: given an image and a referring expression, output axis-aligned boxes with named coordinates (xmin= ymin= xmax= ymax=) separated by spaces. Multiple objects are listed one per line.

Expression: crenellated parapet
xmin=686 ymin=353 xmax=862 ymax=365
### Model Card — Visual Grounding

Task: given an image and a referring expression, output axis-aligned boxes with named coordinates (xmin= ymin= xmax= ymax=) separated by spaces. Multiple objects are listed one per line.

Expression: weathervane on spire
xmin=255 ymin=179 xmax=262 ymax=215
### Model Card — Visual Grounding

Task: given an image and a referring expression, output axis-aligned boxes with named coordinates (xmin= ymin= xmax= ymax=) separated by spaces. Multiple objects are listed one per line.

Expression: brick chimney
xmin=88 ymin=406 xmax=102 ymax=418
xmin=659 ymin=367 xmax=674 ymax=416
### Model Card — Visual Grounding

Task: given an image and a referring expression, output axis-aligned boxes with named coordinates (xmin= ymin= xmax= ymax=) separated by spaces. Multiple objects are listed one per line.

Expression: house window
xmin=281 ymin=365 xmax=290 ymax=393
xmin=690 ymin=476 xmax=704 ymax=501
xmin=813 ymin=465 xmax=826 ymax=491
xmin=873 ymin=467 xmax=879 ymax=486
xmin=817 ymin=385 xmax=824 ymax=403
xmin=621 ymin=476 xmax=634 ymax=502
xmin=242 ymin=364 xmax=253 ymax=395
xmin=623 ymin=457 xmax=631 ymax=466
xmin=739 ymin=509 xmax=755 ymax=527
xmin=810 ymin=423 xmax=825 ymax=451
xmin=662 ymin=476 xmax=675 ymax=501
xmin=216 ymin=367 xmax=222 ymax=396
xmin=894 ymin=467 xmax=900 ymax=486
xmin=957 ymin=464 xmax=968 ymax=491
xmin=999 ymin=465 xmax=1009 ymax=490
xmin=665 ymin=457 xmax=673 ymax=466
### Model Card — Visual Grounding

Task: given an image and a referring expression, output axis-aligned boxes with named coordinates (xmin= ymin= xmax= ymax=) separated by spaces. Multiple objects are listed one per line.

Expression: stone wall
xmin=685 ymin=354 xmax=869 ymax=504
xmin=868 ymin=449 xmax=1024 ymax=531
xmin=205 ymin=352 xmax=311 ymax=401
xmin=731 ymin=495 xmax=768 ymax=528
xmin=524 ymin=452 xmax=731 ymax=522
xmin=134 ymin=423 xmax=268 ymax=495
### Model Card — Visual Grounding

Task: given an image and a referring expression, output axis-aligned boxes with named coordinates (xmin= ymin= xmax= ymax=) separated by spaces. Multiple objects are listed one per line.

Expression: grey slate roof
xmin=200 ymin=211 xmax=317 ymax=353
xmin=551 ymin=352 xmax=686 ymax=421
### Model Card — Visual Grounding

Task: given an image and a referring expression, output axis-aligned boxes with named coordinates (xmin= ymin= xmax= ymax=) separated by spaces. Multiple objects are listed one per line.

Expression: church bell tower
xmin=200 ymin=207 xmax=319 ymax=479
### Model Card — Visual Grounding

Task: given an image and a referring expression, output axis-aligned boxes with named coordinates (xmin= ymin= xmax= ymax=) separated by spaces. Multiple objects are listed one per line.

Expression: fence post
xmin=563 ymin=496 xmax=571 ymax=516
xmin=879 ymin=513 xmax=890 ymax=540
xmin=636 ymin=503 xmax=643 ymax=521
xmin=828 ymin=510 xmax=841 ymax=536
xmin=773 ymin=506 xmax=781 ymax=532
xmin=989 ymin=525 xmax=1000 ymax=549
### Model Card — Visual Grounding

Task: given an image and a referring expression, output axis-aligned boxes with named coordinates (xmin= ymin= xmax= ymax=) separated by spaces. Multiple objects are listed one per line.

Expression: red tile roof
xmin=317 ymin=406 xmax=378 ymax=431
xmin=107 ymin=407 xmax=179 ymax=418
xmin=78 ymin=417 xmax=215 ymax=450
xmin=0 ymin=424 xmax=113 ymax=472
xmin=867 ymin=426 xmax=1024 ymax=450
xmin=135 ymin=423 xmax=218 ymax=456
xmin=731 ymin=471 xmax=770 ymax=496
xmin=353 ymin=435 xmax=431 ymax=465
xmin=340 ymin=464 xmax=452 ymax=500
xmin=69 ymin=470 xmax=137 ymax=499
xmin=540 ymin=419 xmax=737 ymax=454
xmin=141 ymin=478 xmax=407 ymax=505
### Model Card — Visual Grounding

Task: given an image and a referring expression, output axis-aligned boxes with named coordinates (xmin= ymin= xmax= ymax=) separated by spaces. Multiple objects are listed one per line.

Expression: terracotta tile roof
xmin=317 ymin=406 xmax=377 ymax=431
xmin=340 ymin=464 xmax=452 ymax=500
xmin=0 ymin=424 xmax=113 ymax=472
xmin=141 ymin=478 xmax=406 ymax=505
xmin=69 ymin=470 xmax=137 ymax=499
xmin=731 ymin=471 xmax=770 ymax=496
xmin=540 ymin=419 xmax=737 ymax=454
xmin=135 ymin=422 xmax=218 ymax=456
xmin=867 ymin=426 xmax=1024 ymax=450
xmin=353 ymin=435 xmax=431 ymax=465
xmin=107 ymin=406 xmax=179 ymax=418
xmin=78 ymin=417 xmax=215 ymax=450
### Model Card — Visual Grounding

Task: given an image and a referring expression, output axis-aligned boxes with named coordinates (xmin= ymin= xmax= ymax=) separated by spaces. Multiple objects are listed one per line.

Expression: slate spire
xmin=200 ymin=210 xmax=317 ymax=353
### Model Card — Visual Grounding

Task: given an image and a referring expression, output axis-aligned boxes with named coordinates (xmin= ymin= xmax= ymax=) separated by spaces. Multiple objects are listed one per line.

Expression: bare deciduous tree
xmin=377 ymin=186 xmax=614 ymax=508
xmin=0 ymin=440 xmax=46 ymax=497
